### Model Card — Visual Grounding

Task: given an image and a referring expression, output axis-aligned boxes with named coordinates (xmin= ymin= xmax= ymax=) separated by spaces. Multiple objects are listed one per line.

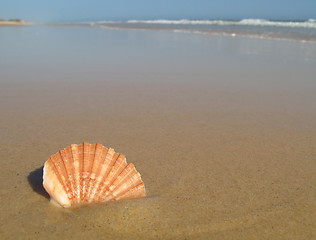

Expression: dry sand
xmin=0 ymin=20 xmax=34 ymax=26
xmin=0 ymin=78 xmax=315 ymax=239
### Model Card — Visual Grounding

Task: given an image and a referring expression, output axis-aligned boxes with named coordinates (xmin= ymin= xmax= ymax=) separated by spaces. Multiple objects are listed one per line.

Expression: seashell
xmin=43 ymin=142 xmax=146 ymax=208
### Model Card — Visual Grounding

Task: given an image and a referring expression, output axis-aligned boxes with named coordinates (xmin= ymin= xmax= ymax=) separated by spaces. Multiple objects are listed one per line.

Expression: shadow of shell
xmin=28 ymin=166 xmax=50 ymax=199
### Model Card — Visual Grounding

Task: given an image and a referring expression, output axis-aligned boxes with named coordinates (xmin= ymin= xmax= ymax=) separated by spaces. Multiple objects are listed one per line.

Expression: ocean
xmin=81 ymin=18 xmax=316 ymax=42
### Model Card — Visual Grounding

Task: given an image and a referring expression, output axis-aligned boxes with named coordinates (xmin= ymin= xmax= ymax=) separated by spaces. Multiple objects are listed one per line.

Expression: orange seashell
xmin=43 ymin=142 xmax=146 ymax=208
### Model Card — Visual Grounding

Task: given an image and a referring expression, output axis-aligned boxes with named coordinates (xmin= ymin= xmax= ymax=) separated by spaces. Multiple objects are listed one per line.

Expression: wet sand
xmin=0 ymin=26 xmax=315 ymax=239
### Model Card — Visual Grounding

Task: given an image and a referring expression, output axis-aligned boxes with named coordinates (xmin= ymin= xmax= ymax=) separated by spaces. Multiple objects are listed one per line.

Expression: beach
xmin=0 ymin=25 xmax=315 ymax=239
xmin=0 ymin=20 xmax=33 ymax=26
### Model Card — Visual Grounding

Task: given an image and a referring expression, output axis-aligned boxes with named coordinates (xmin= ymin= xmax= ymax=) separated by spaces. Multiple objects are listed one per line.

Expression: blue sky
xmin=1 ymin=0 xmax=315 ymax=22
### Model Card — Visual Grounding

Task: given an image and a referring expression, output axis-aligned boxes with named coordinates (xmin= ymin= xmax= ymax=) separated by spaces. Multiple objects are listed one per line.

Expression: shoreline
xmin=93 ymin=24 xmax=316 ymax=43
xmin=0 ymin=20 xmax=35 ymax=27
xmin=50 ymin=22 xmax=316 ymax=43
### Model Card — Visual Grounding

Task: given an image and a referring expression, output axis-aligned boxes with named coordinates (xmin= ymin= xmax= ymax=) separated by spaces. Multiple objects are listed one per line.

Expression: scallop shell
xmin=43 ymin=142 xmax=146 ymax=208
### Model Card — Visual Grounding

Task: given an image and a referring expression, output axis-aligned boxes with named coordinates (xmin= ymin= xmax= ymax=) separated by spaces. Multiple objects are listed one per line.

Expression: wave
xmin=82 ymin=18 xmax=316 ymax=43
xmin=238 ymin=18 xmax=316 ymax=28
xmin=126 ymin=19 xmax=316 ymax=29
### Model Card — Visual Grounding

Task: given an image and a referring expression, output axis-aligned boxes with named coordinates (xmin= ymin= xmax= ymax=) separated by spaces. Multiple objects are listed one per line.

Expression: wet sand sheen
xmin=0 ymin=79 xmax=315 ymax=239
xmin=0 ymin=26 xmax=316 ymax=239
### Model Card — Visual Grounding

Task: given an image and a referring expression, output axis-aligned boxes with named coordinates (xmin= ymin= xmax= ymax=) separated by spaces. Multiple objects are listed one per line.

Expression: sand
xmin=0 ymin=20 xmax=34 ymax=26
xmin=0 ymin=26 xmax=315 ymax=239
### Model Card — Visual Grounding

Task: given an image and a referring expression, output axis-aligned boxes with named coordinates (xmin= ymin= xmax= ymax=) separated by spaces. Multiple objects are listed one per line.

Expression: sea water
xmin=84 ymin=18 xmax=316 ymax=42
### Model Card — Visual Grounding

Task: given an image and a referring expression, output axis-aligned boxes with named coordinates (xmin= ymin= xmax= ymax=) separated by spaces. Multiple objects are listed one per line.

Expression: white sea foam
xmin=127 ymin=19 xmax=231 ymax=25
xmin=238 ymin=19 xmax=316 ymax=28
xmin=126 ymin=19 xmax=316 ymax=29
